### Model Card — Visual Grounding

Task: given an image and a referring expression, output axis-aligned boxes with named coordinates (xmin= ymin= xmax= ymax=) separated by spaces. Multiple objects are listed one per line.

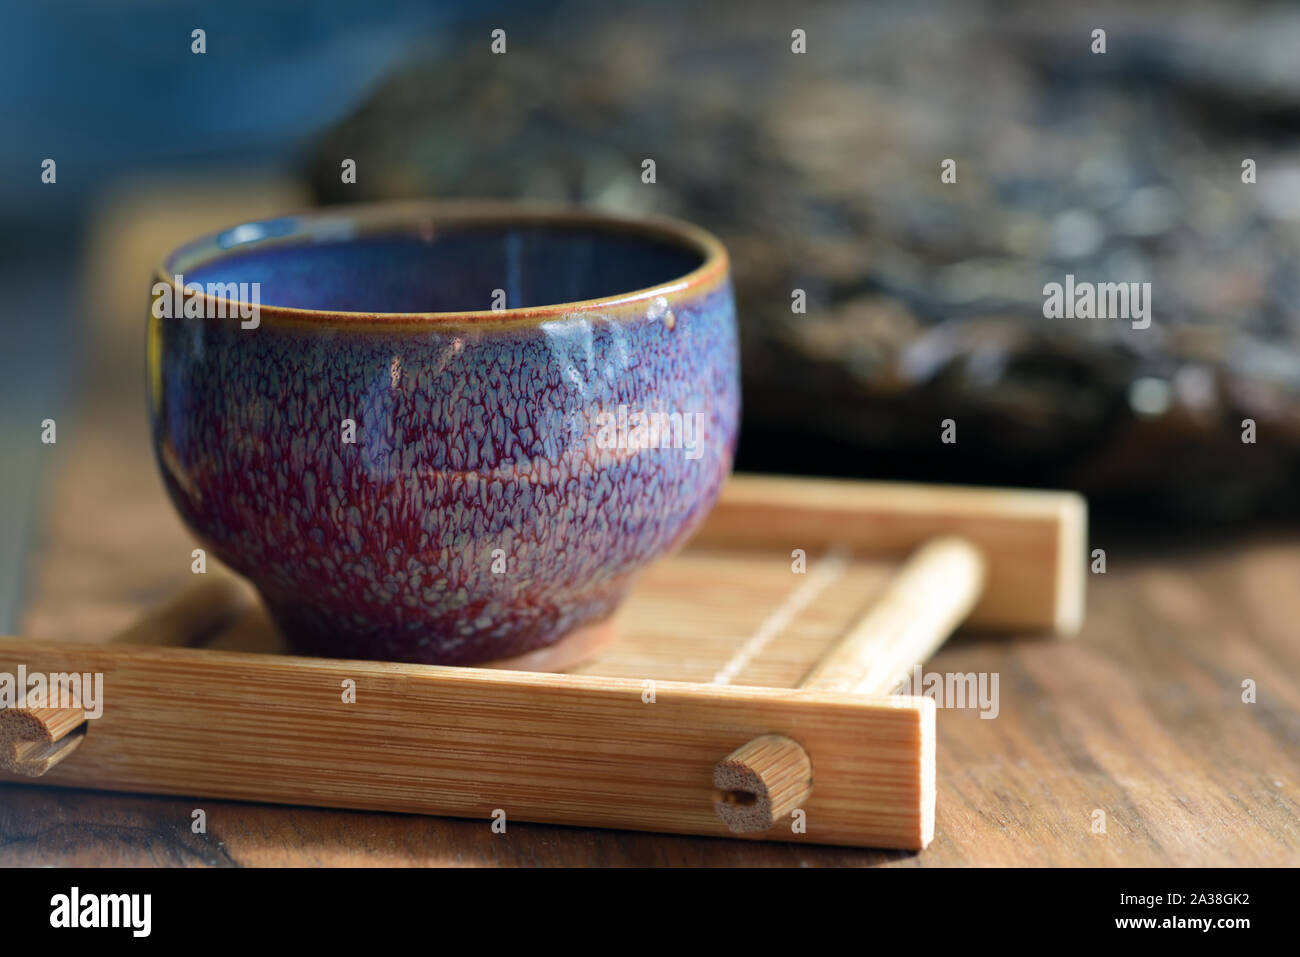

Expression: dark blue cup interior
xmin=181 ymin=224 xmax=706 ymax=313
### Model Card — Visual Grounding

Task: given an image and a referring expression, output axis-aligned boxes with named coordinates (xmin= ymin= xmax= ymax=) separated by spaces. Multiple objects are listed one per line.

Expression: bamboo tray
xmin=0 ymin=474 xmax=1085 ymax=850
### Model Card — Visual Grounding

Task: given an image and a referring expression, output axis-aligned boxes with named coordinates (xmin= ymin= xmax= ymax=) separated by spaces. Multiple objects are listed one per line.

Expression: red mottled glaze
xmin=148 ymin=203 xmax=739 ymax=665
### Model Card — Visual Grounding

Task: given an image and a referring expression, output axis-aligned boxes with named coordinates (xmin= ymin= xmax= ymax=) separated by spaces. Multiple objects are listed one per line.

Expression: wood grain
xmin=7 ymin=459 xmax=1300 ymax=864
xmin=799 ymin=536 xmax=986 ymax=695
xmin=4 ymin=485 xmax=1076 ymax=849
xmin=0 ymin=638 xmax=934 ymax=850
xmin=0 ymin=705 xmax=87 ymax=777
xmin=699 ymin=473 xmax=1086 ymax=635
xmin=3 ymin=182 xmax=1298 ymax=866
xmin=709 ymin=536 xmax=983 ymax=837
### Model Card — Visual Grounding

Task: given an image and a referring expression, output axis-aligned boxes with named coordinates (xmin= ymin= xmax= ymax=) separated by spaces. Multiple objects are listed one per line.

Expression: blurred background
xmin=4 ymin=0 xmax=1300 ymax=633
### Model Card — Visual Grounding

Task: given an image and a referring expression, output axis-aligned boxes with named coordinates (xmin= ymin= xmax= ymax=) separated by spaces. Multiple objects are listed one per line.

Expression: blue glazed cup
xmin=148 ymin=201 xmax=740 ymax=665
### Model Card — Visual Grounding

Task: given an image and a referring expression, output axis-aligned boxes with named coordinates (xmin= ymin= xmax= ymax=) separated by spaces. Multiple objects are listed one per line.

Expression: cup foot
xmin=475 ymin=618 xmax=617 ymax=672
xmin=267 ymin=582 xmax=631 ymax=668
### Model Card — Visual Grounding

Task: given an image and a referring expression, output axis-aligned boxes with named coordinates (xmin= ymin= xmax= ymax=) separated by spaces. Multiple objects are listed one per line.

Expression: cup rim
xmin=154 ymin=198 xmax=730 ymax=326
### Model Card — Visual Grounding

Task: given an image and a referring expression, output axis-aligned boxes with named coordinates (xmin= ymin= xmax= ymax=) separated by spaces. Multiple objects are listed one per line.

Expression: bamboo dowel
xmin=712 ymin=537 xmax=986 ymax=836
xmin=0 ymin=570 xmax=257 ymax=777
xmin=0 ymin=703 xmax=87 ymax=777
xmin=713 ymin=734 xmax=814 ymax=833
xmin=800 ymin=537 xmax=986 ymax=695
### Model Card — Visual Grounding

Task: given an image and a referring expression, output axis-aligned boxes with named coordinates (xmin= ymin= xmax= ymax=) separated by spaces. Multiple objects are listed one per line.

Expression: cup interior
xmin=170 ymin=210 xmax=709 ymax=314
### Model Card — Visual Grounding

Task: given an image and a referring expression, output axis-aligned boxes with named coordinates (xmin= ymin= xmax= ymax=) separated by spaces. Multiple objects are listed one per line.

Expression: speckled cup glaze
xmin=148 ymin=202 xmax=739 ymax=665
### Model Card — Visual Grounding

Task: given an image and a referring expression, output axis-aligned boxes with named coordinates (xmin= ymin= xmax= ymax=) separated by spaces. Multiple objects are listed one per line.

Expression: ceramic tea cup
xmin=148 ymin=201 xmax=739 ymax=665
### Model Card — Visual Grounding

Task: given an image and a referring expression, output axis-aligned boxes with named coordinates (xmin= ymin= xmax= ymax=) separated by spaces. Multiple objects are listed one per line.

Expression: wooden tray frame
xmin=0 ymin=475 xmax=1085 ymax=850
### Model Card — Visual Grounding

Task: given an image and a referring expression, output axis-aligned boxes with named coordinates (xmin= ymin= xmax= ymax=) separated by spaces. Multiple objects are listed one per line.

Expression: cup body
xmin=148 ymin=202 xmax=739 ymax=665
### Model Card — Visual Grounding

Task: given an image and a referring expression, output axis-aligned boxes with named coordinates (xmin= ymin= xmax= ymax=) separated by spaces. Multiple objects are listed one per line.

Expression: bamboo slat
xmin=0 ymin=476 xmax=1084 ymax=848
xmin=0 ymin=638 xmax=934 ymax=849
xmin=699 ymin=474 xmax=1085 ymax=634
xmin=711 ymin=536 xmax=984 ymax=837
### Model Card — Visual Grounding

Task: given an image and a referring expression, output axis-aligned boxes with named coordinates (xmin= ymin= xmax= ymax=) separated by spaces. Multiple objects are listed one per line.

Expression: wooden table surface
xmin=3 ymin=186 xmax=1298 ymax=867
